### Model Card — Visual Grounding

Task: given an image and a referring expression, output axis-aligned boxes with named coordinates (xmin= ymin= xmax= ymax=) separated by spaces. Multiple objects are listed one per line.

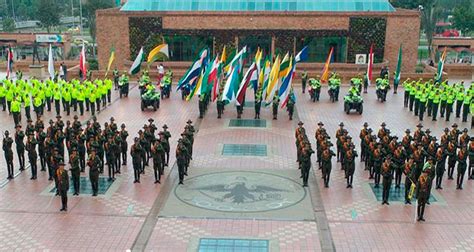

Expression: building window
xmin=164 ymin=35 xmax=213 ymax=61
xmin=296 ymin=36 xmax=348 ymax=63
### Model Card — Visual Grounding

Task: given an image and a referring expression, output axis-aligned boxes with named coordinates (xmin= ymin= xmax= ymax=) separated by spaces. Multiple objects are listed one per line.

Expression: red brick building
xmin=96 ymin=0 xmax=420 ymax=73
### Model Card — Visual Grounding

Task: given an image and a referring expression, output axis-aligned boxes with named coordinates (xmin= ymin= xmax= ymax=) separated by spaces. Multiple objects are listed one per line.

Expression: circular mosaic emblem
xmin=174 ymin=171 xmax=306 ymax=213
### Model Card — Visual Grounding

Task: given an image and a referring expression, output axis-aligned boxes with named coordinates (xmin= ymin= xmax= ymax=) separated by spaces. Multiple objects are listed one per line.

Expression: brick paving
xmin=0 ymin=83 xmax=473 ymax=251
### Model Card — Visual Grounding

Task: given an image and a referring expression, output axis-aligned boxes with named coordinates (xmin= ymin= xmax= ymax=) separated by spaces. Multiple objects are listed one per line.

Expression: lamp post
xmin=71 ymin=0 xmax=75 ymax=27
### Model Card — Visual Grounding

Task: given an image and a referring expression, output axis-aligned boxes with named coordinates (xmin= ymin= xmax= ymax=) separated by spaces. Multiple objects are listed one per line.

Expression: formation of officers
xmin=0 ymin=74 xmax=115 ymax=127
xmin=295 ymin=121 xmax=473 ymax=222
xmin=402 ymin=79 xmax=474 ymax=127
xmin=1 ymin=111 xmax=196 ymax=209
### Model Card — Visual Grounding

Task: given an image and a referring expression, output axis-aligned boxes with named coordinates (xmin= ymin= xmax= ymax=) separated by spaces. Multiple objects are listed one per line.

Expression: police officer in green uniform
xmin=455 ymin=87 xmax=465 ymax=118
xmin=69 ymin=148 xmax=80 ymax=195
xmin=432 ymin=89 xmax=440 ymax=121
xmin=11 ymin=97 xmax=22 ymax=126
xmin=301 ymin=70 xmax=308 ymax=93
xmin=3 ymin=130 xmax=14 ymax=179
xmin=446 ymin=90 xmax=455 ymax=121
xmin=462 ymin=92 xmax=471 ymax=122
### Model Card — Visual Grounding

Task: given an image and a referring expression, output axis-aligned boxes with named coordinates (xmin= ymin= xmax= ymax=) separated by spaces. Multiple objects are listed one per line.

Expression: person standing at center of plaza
xmin=57 ymin=162 xmax=69 ymax=212
xmin=3 ymin=131 xmax=15 ymax=179
xmin=87 ymin=149 xmax=101 ymax=196
xmin=445 ymin=90 xmax=455 ymax=121
xmin=301 ymin=69 xmax=308 ymax=93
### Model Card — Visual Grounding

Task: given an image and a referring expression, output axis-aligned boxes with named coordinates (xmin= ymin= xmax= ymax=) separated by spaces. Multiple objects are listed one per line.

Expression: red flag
xmin=366 ymin=44 xmax=374 ymax=85
xmin=320 ymin=47 xmax=333 ymax=83
xmin=6 ymin=47 xmax=13 ymax=79
xmin=79 ymin=44 xmax=87 ymax=80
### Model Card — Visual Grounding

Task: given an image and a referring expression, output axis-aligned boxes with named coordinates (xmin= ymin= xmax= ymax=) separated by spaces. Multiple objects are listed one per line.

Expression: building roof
xmin=121 ymin=0 xmax=396 ymax=12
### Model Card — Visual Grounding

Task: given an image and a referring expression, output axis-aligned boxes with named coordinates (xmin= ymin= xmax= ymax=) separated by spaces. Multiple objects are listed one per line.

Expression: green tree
xmin=84 ymin=0 xmax=114 ymax=57
xmin=35 ymin=0 xmax=61 ymax=33
xmin=452 ymin=1 xmax=474 ymax=35
xmin=2 ymin=17 xmax=16 ymax=32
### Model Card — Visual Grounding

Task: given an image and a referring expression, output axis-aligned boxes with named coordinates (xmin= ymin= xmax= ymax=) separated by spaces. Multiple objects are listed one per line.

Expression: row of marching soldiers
xmin=130 ymin=119 xmax=172 ymax=184
xmin=295 ymin=121 xmax=314 ymax=187
xmin=359 ymin=122 xmax=473 ymax=221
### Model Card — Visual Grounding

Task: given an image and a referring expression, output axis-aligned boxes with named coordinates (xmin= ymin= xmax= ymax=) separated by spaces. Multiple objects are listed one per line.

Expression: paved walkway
xmin=0 ymin=84 xmax=472 ymax=251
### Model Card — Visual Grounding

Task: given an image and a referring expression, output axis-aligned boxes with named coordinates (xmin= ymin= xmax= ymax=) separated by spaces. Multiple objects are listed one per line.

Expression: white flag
xmin=48 ymin=44 xmax=55 ymax=79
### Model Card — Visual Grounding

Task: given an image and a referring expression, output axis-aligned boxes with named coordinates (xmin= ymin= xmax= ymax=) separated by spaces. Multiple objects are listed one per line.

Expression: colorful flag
xmin=48 ymin=44 xmax=55 ymax=80
xmin=264 ymin=55 xmax=281 ymax=103
xmin=105 ymin=45 xmax=115 ymax=77
xmin=366 ymin=44 xmax=374 ymax=86
xmin=436 ymin=47 xmax=447 ymax=83
xmin=209 ymin=57 xmax=221 ymax=102
xmin=79 ymin=43 xmax=87 ymax=80
xmin=236 ymin=62 xmax=258 ymax=106
xmin=220 ymin=46 xmax=227 ymax=63
xmin=129 ymin=47 xmax=144 ymax=75
xmin=260 ymin=57 xmax=271 ymax=93
xmin=147 ymin=43 xmax=169 ymax=64
xmin=186 ymin=68 xmax=205 ymax=101
xmin=321 ymin=47 xmax=334 ymax=83
xmin=226 ymin=46 xmax=247 ymax=76
xmin=222 ymin=61 xmax=241 ymax=103
xmin=279 ymin=58 xmax=295 ymax=108
xmin=177 ymin=48 xmax=208 ymax=91
xmin=279 ymin=53 xmax=291 ymax=79
xmin=6 ymin=47 xmax=13 ymax=79
xmin=295 ymin=45 xmax=309 ymax=63
xmin=394 ymin=44 xmax=402 ymax=87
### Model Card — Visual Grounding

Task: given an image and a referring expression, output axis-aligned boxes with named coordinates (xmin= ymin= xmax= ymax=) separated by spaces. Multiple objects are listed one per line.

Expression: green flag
xmin=394 ymin=44 xmax=402 ymax=87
